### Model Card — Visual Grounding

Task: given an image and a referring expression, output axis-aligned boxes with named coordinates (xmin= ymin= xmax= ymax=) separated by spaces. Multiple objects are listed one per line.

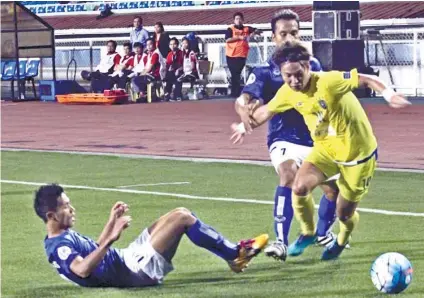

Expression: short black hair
xmin=133 ymin=42 xmax=143 ymax=49
xmin=146 ymin=38 xmax=154 ymax=44
xmin=233 ymin=12 xmax=244 ymax=20
xmin=34 ymin=184 xmax=64 ymax=223
xmin=272 ymin=42 xmax=311 ymax=66
xmin=134 ymin=16 xmax=142 ymax=23
xmin=107 ymin=40 xmax=117 ymax=49
xmin=123 ymin=42 xmax=132 ymax=50
xmin=170 ymin=37 xmax=179 ymax=46
xmin=271 ymin=9 xmax=300 ymax=33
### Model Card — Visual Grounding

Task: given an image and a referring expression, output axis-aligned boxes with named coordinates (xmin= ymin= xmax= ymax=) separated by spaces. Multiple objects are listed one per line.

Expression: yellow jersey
xmin=267 ymin=69 xmax=377 ymax=163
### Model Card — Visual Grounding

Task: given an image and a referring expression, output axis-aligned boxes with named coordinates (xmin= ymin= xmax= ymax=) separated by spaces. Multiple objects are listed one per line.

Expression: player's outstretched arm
xmin=70 ymin=215 xmax=131 ymax=278
xmin=230 ymin=104 xmax=275 ymax=144
xmin=235 ymin=93 xmax=261 ymax=133
xmin=358 ymin=74 xmax=411 ymax=109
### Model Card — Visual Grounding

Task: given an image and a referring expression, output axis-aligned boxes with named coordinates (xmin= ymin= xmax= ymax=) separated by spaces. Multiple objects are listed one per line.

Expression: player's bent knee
xmin=172 ymin=207 xmax=195 ymax=224
xmin=292 ymin=181 xmax=309 ymax=197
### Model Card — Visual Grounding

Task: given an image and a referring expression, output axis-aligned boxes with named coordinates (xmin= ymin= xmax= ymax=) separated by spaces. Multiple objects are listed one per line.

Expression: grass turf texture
xmin=1 ymin=151 xmax=424 ymax=297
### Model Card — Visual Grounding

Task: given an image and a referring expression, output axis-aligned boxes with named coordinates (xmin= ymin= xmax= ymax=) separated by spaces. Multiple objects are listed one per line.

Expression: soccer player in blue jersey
xmin=35 ymin=184 xmax=268 ymax=287
xmin=233 ymin=10 xmax=339 ymax=261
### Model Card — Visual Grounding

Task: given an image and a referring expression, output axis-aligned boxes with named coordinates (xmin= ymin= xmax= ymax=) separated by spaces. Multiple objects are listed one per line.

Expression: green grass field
xmin=2 ymin=151 xmax=424 ymax=297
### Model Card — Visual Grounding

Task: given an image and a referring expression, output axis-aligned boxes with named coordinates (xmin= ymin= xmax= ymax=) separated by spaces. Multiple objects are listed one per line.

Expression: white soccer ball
xmin=370 ymin=252 xmax=413 ymax=294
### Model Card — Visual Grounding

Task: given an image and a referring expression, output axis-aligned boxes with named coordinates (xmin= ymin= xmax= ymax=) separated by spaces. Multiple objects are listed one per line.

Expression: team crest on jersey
xmin=246 ymin=73 xmax=256 ymax=85
xmin=57 ymin=246 xmax=72 ymax=260
xmin=319 ymin=99 xmax=327 ymax=109
xmin=343 ymin=72 xmax=351 ymax=79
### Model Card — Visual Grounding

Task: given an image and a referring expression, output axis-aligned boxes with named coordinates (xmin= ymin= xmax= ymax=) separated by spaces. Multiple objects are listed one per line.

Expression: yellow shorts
xmin=305 ymin=145 xmax=377 ymax=202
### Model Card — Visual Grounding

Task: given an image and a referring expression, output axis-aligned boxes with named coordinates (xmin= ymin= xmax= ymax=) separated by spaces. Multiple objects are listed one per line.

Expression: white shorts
xmin=122 ymin=229 xmax=174 ymax=286
xmin=269 ymin=141 xmax=312 ymax=173
xmin=269 ymin=141 xmax=340 ymax=181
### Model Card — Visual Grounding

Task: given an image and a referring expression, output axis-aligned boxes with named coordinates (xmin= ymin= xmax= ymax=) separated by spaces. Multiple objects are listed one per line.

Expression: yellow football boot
xmin=228 ymin=234 xmax=269 ymax=273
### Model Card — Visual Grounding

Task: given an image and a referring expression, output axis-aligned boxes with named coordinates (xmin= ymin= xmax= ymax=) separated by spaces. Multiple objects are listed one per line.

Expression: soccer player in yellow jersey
xmin=231 ymin=42 xmax=411 ymax=260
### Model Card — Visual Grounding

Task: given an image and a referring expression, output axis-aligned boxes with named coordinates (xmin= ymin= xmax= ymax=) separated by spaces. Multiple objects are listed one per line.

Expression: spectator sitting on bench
xmin=110 ymin=42 xmax=135 ymax=89
xmin=131 ymin=38 xmax=162 ymax=100
xmin=177 ymin=37 xmax=199 ymax=89
xmin=81 ymin=40 xmax=121 ymax=92
xmin=164 ymin=37 xmax=184 ymax=101
xmin=128 ymin=42 xmax=146 ymax=78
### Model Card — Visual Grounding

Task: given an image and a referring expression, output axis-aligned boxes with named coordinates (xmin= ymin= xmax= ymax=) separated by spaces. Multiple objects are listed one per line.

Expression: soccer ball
xmin=370 ymin=252 xmax=413 ymax=294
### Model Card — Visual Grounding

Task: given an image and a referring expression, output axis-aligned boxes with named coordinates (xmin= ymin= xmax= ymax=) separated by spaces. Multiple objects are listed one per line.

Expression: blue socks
xmin=185 ymin=216 xmax=238 ymax=261
xmin=316 ymin=195 xmax=337 ymax=237
xmin=273 ymin=186 xmax=293 ymax=245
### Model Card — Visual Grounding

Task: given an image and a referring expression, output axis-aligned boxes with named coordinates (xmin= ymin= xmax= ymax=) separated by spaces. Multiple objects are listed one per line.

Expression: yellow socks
xmin=337 ymin=211 xmax=359 ymax=246
xmin=292 ymin=193 xmax=316 ymax=236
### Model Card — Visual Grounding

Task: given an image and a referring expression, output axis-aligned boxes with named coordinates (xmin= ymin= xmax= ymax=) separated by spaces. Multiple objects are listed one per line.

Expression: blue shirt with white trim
xmin=44 ymin=229 xmax=135 ymax=287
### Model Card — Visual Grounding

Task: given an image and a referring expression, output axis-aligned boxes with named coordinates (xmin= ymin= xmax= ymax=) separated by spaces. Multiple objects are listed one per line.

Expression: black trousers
xmin=81 ymin=70 xmax=113 ymax=93
xmin=226 ymin=56 xmax=246 ymax=97
xmin=131 ymin=74 xmax=155 ymax=93
xmin=110 ymin=70 xmax=132 ymax=90
xmin=164 ymin=71 xmax=183 ymax=99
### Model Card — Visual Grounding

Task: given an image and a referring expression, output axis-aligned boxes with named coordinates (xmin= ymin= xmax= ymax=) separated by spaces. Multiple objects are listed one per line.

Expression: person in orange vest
xmin=225 ymin=12 xmax=261 ymax=97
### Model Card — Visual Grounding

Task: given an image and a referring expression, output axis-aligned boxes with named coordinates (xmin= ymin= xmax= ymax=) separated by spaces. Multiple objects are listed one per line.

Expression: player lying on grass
xmin=234 ymin=9 xmax=339 ymax=261
xmin=34 ymin=184 xmax=268 ymax=287
xmin=231 ymin=42 xmax=411 ymax=260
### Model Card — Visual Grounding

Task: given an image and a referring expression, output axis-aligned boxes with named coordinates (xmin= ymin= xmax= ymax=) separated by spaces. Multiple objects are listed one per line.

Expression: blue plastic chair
xmin=12 ymin=60 xmax=28 ymax=99
xmin=15 ymin=60 xmax=27 ymax=80
xmin=0 ymin=61 xmax=5 ymax=79
xmin=1 ymin=61 xmax=17 ymax=99
xmin=25 ymin=60 xmax=40 ymax=98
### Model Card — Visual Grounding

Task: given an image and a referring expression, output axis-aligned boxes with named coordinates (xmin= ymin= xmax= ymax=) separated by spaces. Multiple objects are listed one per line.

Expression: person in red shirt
xmin=177 ymin=37 xmax=199 ymax=89
xmin=129 ymin=42 xmax=146 ymax=77
xmin=111 ymin=42 xmax=135 ymax=89
xmin=164 ymin=37 xmax=184 ymax=101
xmin=131 ymin=38 xmax=162 ymax=100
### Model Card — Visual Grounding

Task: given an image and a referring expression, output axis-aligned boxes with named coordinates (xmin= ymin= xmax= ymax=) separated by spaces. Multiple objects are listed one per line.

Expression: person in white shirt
xmin=81 ymin=40 xmax=121 ymax=92
xmin=129 ymin=42 xmax=146 ymax=77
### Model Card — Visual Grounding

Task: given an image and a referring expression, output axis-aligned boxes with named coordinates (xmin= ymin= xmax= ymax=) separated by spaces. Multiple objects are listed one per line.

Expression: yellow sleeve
xmin=323 ymin=68 xmax=359 ymax=96
xmin=267 ymin=85 xmax=292 ymax=113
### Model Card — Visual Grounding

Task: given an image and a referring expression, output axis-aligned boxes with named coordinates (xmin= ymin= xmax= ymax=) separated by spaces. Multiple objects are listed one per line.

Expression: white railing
xmin=42 ymin=27 xmax=424 ymax=95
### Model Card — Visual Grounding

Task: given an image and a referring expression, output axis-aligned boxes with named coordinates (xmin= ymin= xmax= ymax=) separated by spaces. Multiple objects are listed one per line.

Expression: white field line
xmin=2 ymin=179 xmax=424 ymax=217
xmin=117 ymin=182 xmax=191 ymax=188
xmin=2 ymin=148 xmax=424 ymax=174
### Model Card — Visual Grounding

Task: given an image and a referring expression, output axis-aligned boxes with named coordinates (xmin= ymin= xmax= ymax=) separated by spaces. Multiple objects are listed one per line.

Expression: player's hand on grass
xmin=388 ymin=94 xmax=411 ymax=109
xmin=108 ymin=215 xmax=132 ymax=243
xmin=230 ymin=122 xmax=245 ymax=144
